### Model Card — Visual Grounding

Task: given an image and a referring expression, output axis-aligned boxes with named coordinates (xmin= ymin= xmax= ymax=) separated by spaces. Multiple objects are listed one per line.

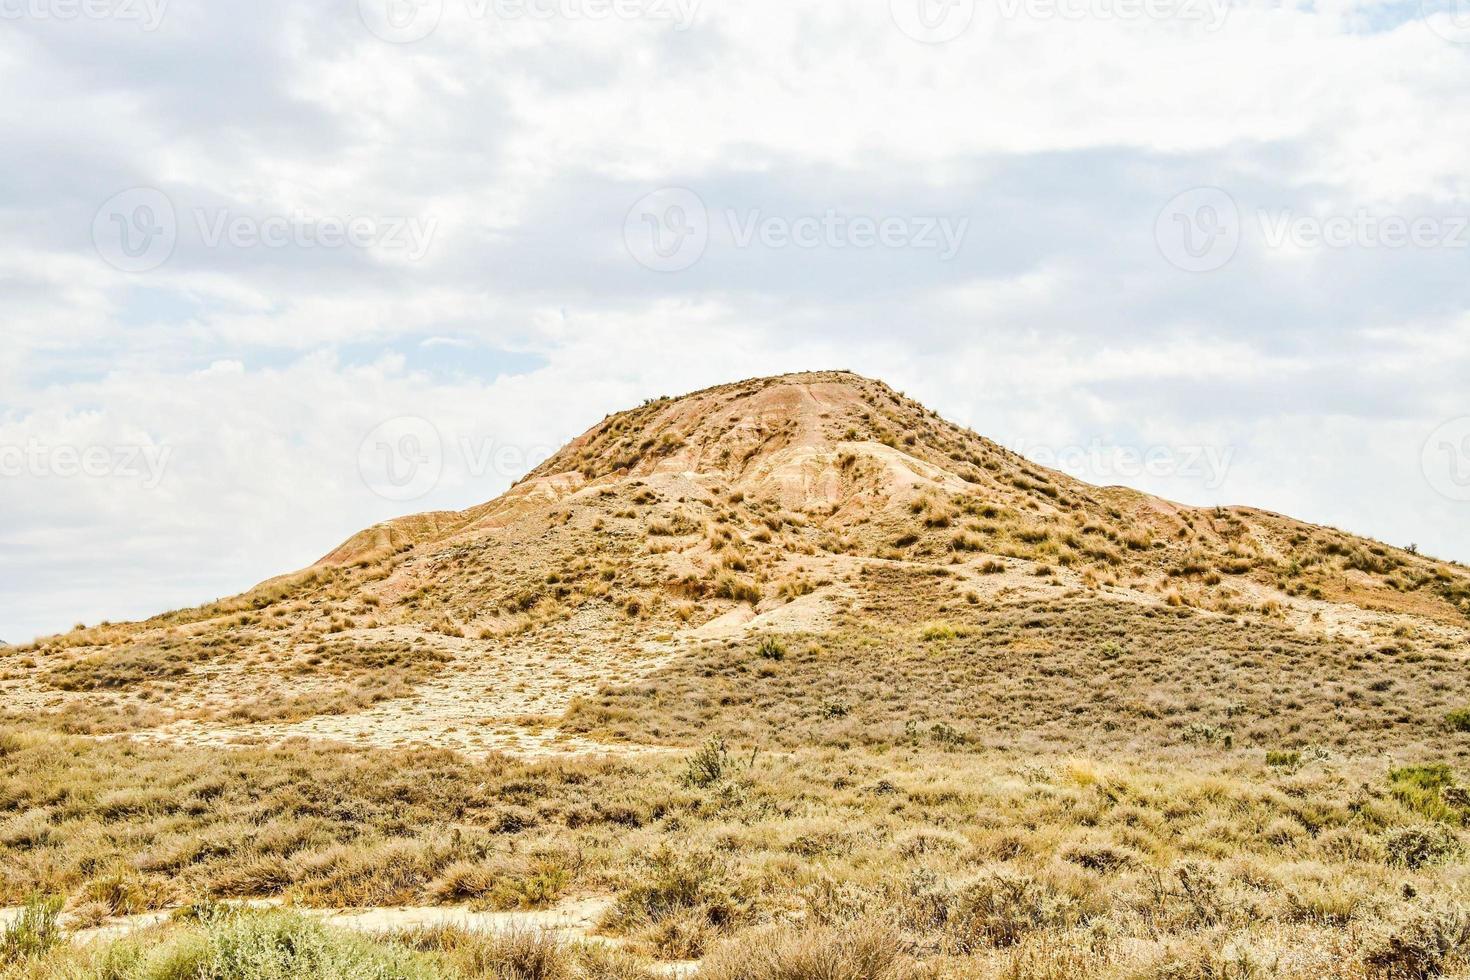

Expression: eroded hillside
xmin=3 ymin=371 xmax=1468 ymax=758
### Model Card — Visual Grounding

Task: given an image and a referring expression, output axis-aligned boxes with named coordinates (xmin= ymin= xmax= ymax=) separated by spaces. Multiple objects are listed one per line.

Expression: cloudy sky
xmin=3 ymin=0 xmax=1469 ymax=641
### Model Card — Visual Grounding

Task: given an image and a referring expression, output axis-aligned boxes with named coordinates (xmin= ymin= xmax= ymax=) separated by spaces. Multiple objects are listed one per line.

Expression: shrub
xmin=0 ymin=895 xmax=63 ymax=964
xmin=605 ymin=848 xmax=739 ymax=934
xmin=1364 ymin=903 xmax=1470 ymax=979
xmin=774 ymin=577 xmax=815 ymax=602
xmin=42 ymin=648 xmax=189 ymax=691
xmin=94 ymin=907 xmax=444 ymax=980
xmin=1390 ymin=765 xmax=1464 ymax=824
xmin=756 ymin=637 xmax=786 ymax=661
xmin=1446 ymin=709 xmax=1470 ymax=732
xmin=426 ymin=858 xmax=571 ymax=910
xmin=400 ymin=924 xmax=659 ymax=980
xmin=920 ymin=623 xmax=972 ymax=642
xmin=683 ymin=736 xmax=730 ymax=788
xmin=951 ymin=531 xmax=986 ymax=552
xmin=929 ymin=722 xmax=968 ymax=750
xmin=1181 ymin=723 xmax=1232 ymax=748
xmin=699 ymin=920 xmax=906 ymax=980
xmin=714 ymin=574 xmax=762 ymax=604
xmin=819 ymin=699 xmax=850 ymax=719
xmin=79 ymin=866 xmax=160 ymax=915
xmin=408 ymin=926 xmax=570 ymax=980
xmin=944 ymin=873 xmax=1087 ymax=952
xmin=1384 ymin=825 xmax=1461 ymax=869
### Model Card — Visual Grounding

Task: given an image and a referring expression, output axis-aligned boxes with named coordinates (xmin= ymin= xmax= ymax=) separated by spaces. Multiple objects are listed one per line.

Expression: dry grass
xmin=563 ymin=595 xmax=1470 ymax=760
xmin=4 ymin=724 xmax=1470 ymax=974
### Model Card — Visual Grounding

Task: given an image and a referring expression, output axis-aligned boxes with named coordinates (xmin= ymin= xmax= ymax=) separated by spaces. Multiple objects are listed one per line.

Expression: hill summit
xmin=5 ymin=370 xmax=1468 ymax=758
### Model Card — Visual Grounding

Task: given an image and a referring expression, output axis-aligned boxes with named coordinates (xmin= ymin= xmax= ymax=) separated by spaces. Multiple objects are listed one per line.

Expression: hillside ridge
xmin=3 ymin=370 xmax=1468 ymax=760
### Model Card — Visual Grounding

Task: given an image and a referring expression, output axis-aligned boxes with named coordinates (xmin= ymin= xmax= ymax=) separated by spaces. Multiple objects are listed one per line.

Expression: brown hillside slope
xmin=3 ymin=370 xmax=1468 ymax=758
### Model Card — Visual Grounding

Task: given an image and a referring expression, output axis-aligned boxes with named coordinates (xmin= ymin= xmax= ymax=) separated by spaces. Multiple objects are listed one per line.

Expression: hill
xmin=6 ymin=370 xmax=1467 ymax=755
xmin=4 ymin=371 xmax=1470 ymax=977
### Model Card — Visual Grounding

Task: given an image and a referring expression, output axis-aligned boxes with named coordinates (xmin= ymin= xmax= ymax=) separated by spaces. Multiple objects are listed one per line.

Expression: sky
xmin=2 ymin=0 xmax=1469 ymax=642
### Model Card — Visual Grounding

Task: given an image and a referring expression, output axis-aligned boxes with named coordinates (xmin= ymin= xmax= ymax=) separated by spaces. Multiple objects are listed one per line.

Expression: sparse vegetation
xmin=6 ymin=372 xmax=1470 ymax=977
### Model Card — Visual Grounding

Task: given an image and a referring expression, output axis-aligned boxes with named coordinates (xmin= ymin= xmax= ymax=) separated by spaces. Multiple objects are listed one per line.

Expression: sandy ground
xmin=0 ymin=896 xmax=699 ymax=975
xmin=128 ymin=634 xmax=691 ymax=760
xmin=112 ymin=569 xmax=860 ymax=760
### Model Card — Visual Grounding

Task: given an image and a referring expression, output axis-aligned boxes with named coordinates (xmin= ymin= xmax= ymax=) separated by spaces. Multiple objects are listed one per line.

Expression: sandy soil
xmin=129 ymin=633 xmax=689 ymax=760
xmin=0 ymin=896 xmax=698 ymax=975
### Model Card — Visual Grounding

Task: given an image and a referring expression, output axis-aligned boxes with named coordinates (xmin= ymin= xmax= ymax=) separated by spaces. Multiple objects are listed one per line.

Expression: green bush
xmin=1390 ymin=765 xmax=1463 ymax=824
xmin=0 ymin=895 xmax=63 ymax=964
xmin=1446 ymin=709 xmax=1470 ymax=732
xmin=93 ymin=908 xmax=446 ymax=980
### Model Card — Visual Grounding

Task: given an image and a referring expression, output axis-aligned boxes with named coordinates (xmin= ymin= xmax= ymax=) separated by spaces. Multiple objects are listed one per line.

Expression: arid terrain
xmin=4 ymin=371 xmax=1470 ymax=978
